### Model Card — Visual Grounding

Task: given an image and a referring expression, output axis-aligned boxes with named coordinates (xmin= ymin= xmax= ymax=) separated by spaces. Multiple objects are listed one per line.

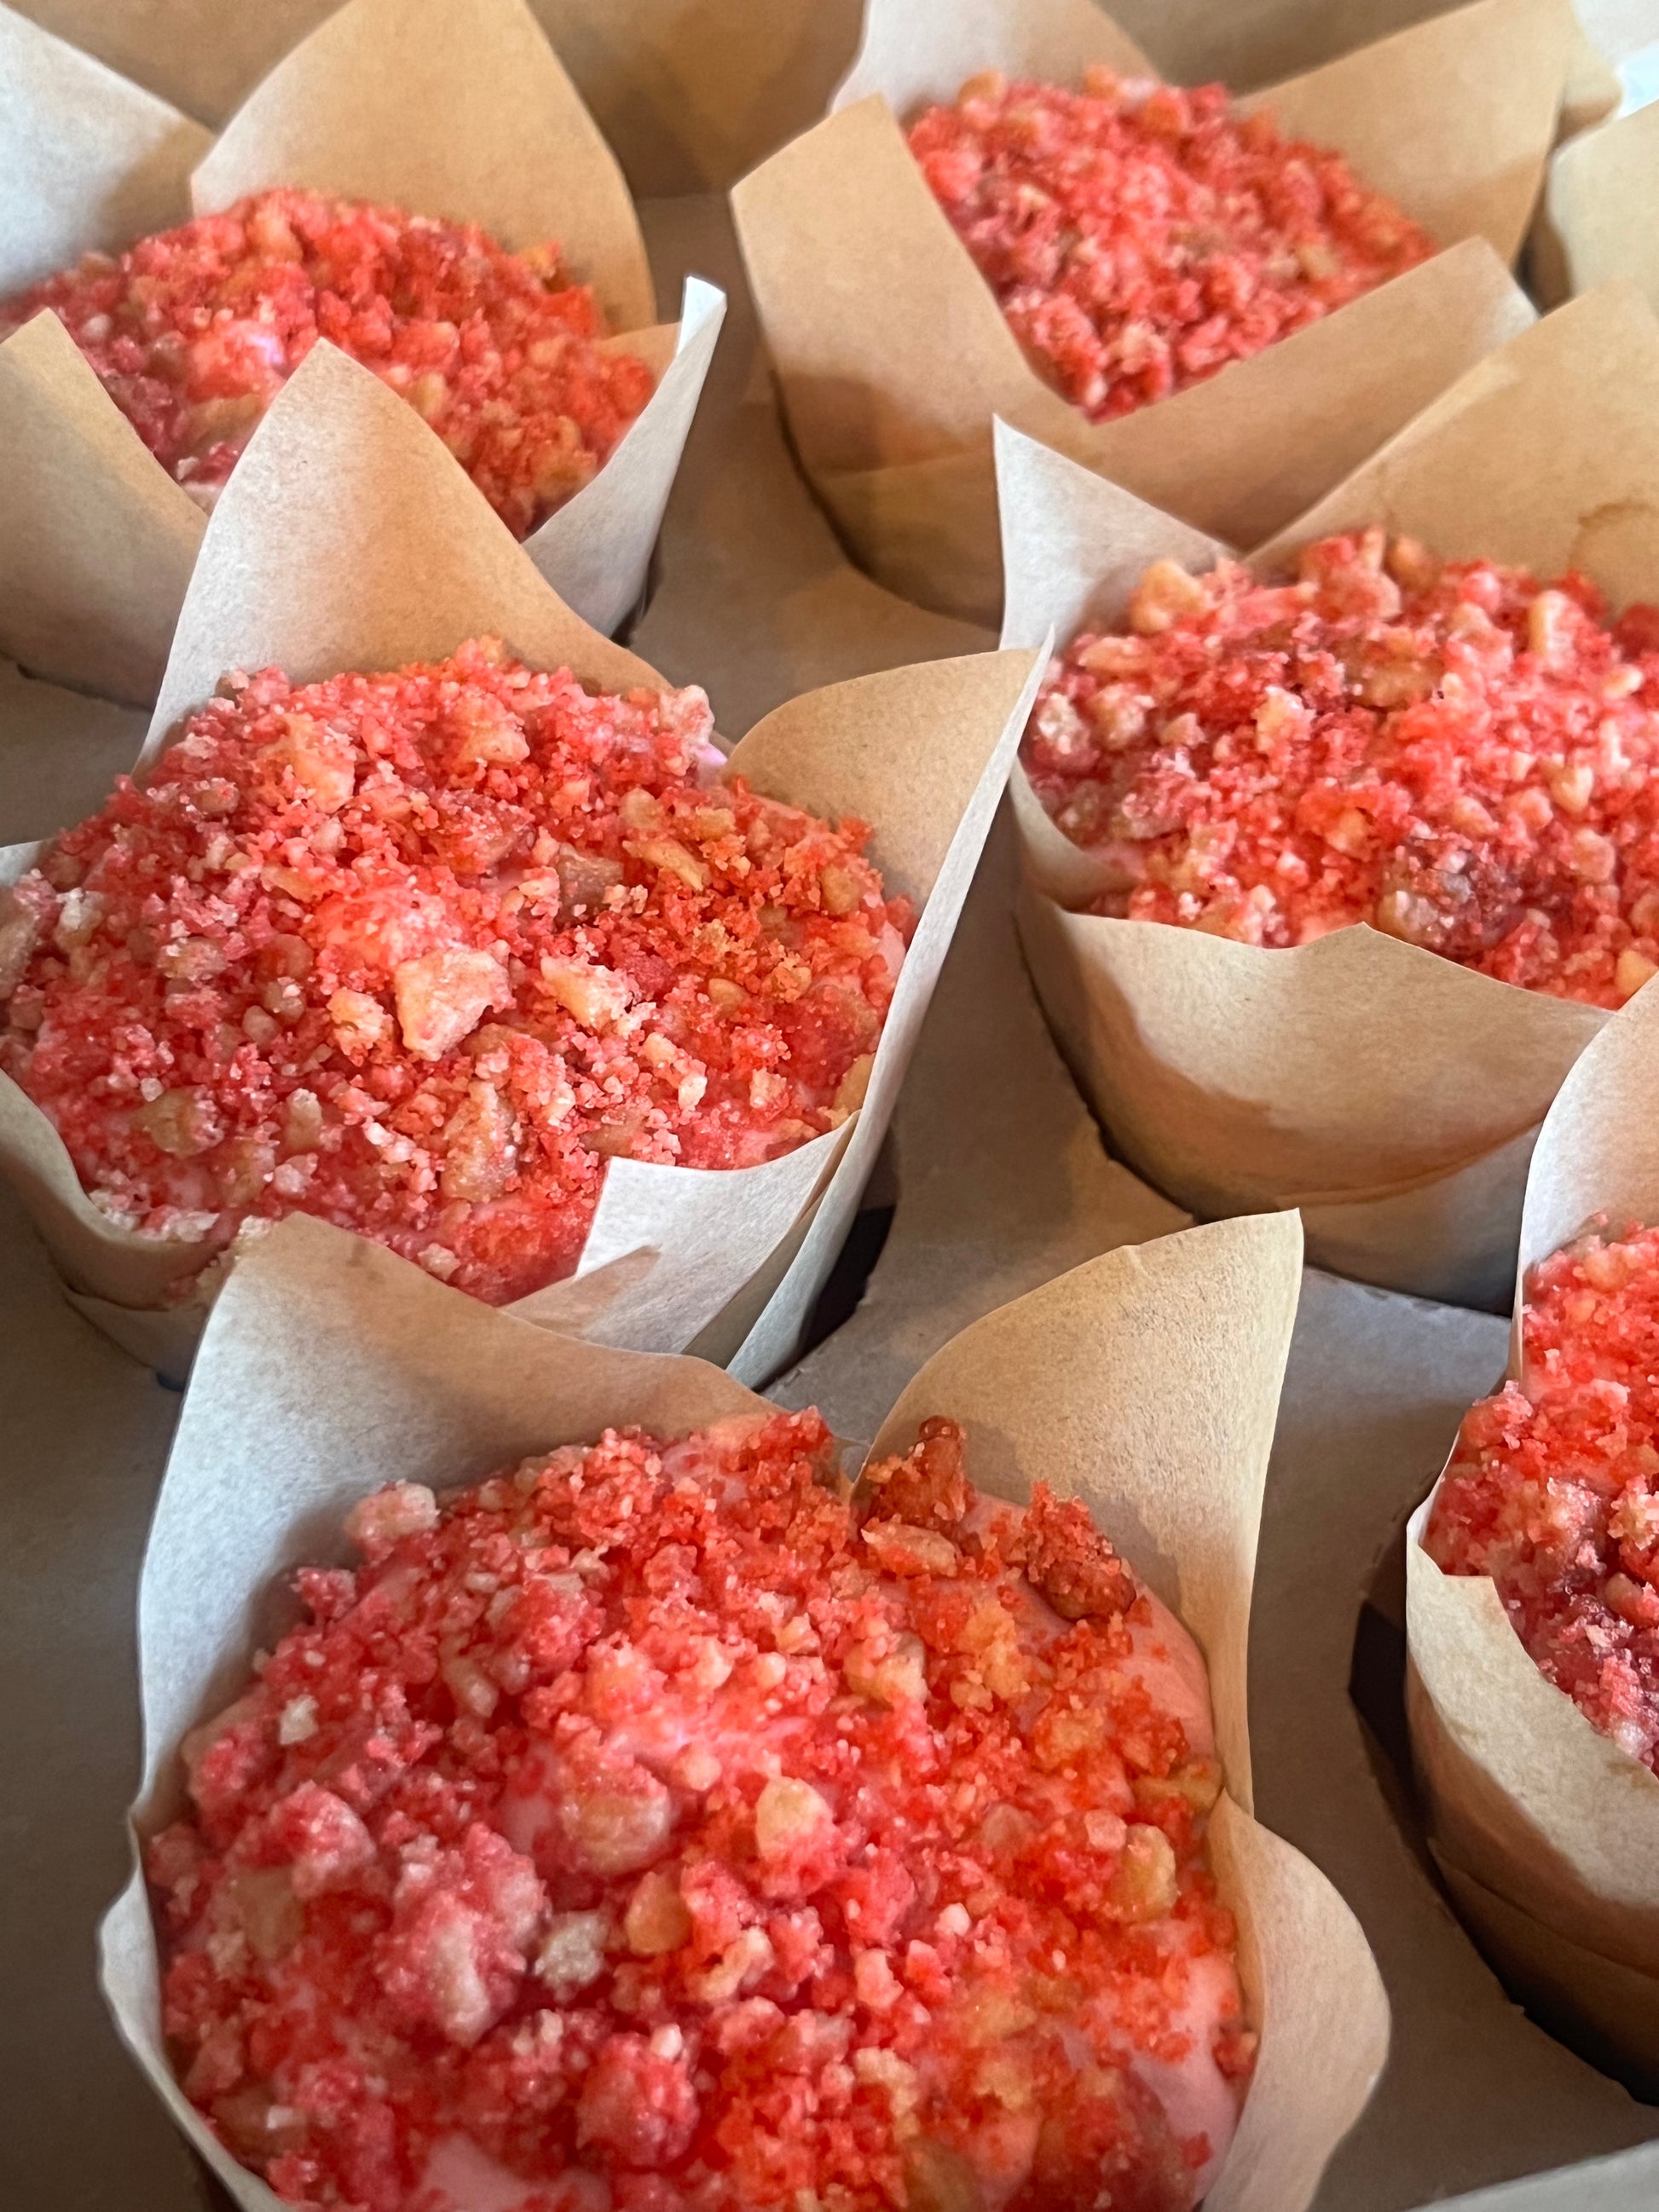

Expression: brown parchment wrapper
xmin=0 ymin=0 xmax=723 ymax=690
xmin=97 ymin=1203 xmax=1389 ymax=2212
xmin=6 ymin=0 xmax=863 ymax=188
xmin=0 ymin=337 xmax=1040 ymax=1381
xmin=1407 ymin=973 xmax=1659 ymax=2094
xmin=1001 ymin=278 xmax=1659 ymax=1303
xmin=729 ymin=0 xmax=1567 ymax=626
xmin=0 ymin=655 xmax=145 ymax=847
xmin=1534 ymin=96 xmax=1659 ymax=317
xmin=3 ymin=0 xmax=1608 ymax=192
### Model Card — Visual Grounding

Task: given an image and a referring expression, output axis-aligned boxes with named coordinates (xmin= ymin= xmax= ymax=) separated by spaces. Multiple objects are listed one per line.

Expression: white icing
xmin=416 ymin=2134 xmax=605 ymax=2212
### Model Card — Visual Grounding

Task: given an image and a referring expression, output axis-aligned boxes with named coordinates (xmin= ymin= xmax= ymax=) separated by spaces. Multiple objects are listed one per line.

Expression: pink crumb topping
xmin=148 ymin=1413 xmax=1250 ymax=2212
xmin=1427 ymin=1222 xmax=1659 ymax=1770
xmin=0 ymin=641 xmax=908 ymax=1304
xmin=0 ymin=188 xmax=655 ymax=534
xmin=908 ymin=70 xmax=1432 ymax=424
xmin=1024 ymin=530 xmax=1659 ymax=1006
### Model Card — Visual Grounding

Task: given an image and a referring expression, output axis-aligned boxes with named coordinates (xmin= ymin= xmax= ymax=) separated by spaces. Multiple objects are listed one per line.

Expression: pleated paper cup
xmin=1534 ymin=95 xmax=1659 ymax=315
xmin=0 ymin=341 xmax=1041 ymax=1383
xmin=98 ymin=1204 xmax=1390 ymax=2212
xmin=1001 ymin=280 xmax=1659 ymax=1305
xmin=1407 ymin=976 xmax=1659 ymax=2096
xmin=0 ymin=0 xmax=725 ymax=702
xmin=730 ymin=0 xmax=1569 ymax=627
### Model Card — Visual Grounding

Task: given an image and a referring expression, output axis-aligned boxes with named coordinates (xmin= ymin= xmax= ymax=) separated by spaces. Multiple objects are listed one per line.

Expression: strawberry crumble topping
xmin=1426 ymin=1222 xmax=1659 ymax=1770
xmin=1024 ymin=530 xmax=1659 ymax=1005
xmin=0 ymin=641 xmax=908 ymax=1303
xmin=0 ymin=188 xmax=655 ymax=533
xmin=908 ymin=71 xmax=1432 ymax=424
xmin=148 ymin=1412 xmax=1249 ymax=2211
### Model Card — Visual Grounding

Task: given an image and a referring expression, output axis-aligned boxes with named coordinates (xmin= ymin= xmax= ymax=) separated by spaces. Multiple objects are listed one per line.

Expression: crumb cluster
xmin=0 ymin=641 xmax=905 ymax=1302
xmin=909 ymin=71 xmax=1432 ymax=424
xmin=1427 ymin=1223 xmax=1659 ymax=1770
xmin=1 ymin=188 xmax=654 ymax=532
xmin=1025 ymin=530 xmax=1659 ymax=1004
xmin=150 ymin=1412 xmax=1248 ymax=2211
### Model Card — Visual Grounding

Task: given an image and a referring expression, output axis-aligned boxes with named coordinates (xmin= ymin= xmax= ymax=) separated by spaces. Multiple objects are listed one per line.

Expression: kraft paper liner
xmin=188 ymin=0 xmax=650 ymax=329
xmin=10 ymin=0 xmax=337 ymax=128
xmin=1 ymin=0 xmax=1627 ymax=208
xmin=997 ymin=277 xmax=1659 ymax=1299
xmin=729 ymin=0 xmax=1567 ymax=626
xmin=833 ymin=0 xmax=1154 ymax=117
xmin=0 ymin=310 xmax=205 ymax=704
xmin=1406 ymin=976 xmax=1659 ymax=2089
xmin=1535 ymin=99 xmax=1659 ymax=318
xmin=0 ymin=0 xmax=211 ymax=296
xmin=813 ymin=239 xmax=1536 ymax=631
xmin=97 ymin=1204 xmax=1388 ymax=2212
xmin=1 ymin=0 xmax=855 ymax=190
xmin=1292 ymin=1122 xmax=1546 ymax=1314
xmin=1249 ymin=288 xmax=1659 ymax=593
xmin=0 ymin=0 xmax=1593 ymax=186
xmin=0 ymin=338 xmax=1041 ymax=1377
xmin=1014 ymin=885 xmax=1592 ymax=1308
xmin=1433 ymin=1853 xmax=1659 ymax=2103
xmin=0 ymin=655 xmax=146 ymax=848
xmin=0 ymin=0 xmax=723 ymax=681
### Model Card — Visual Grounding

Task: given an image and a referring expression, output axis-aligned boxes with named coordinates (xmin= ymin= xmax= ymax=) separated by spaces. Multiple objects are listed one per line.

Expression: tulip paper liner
xmin=997 ymin=278 xmax=1659 ymax=1306
xmin=96 ymin=1203 xmax=1388 ymax=2212
xmin=1406 ymin=975 xmax=1659 ymax=2096
xmin=728 ymin=0 xmax=1568 ymax=627
xmin=1534 ymin=96 xmax=1659 ymax=316
xmin=0 ymin=339 xmax=1042 ymax=1383
xmin=0 ymin=0 xmax=725 ymax=702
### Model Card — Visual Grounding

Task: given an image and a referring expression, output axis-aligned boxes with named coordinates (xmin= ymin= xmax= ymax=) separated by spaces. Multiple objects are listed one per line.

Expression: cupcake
xmin=1425 ymin=1222 xmax=1659 ymax=1765
xmin=907 ymin=69 xmax=1433 ymax=430
xmin=1 ymin=188 xmax=656 ymax=530
xmin=0 ymin=640 xmax=905 ymax=1308
xmin=147 ymin=1408 xmax=1249 ymax=2209
xmin=0 ymin=0 xmax=722 ymax=695
xmin=1407 ymin=979 xmax=1659 ymax=2092
xmin=997 ymin=284 xmax=1659 ymax=1308
xmin=1023 ymin=529 xmax=1659 ymax=1008
xmin=731 ymin=0 xmax=1566 ymax=623
xmin=102 ymin=1210 xmax=1386 ymax=2212
xmin=0 ymin=332 xmax=1038 ymax=1374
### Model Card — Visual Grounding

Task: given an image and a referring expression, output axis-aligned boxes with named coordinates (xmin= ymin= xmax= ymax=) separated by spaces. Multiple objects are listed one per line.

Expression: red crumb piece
xmin=148 ymin=1414 xmax=1247 ymax=2212
xmin=908 ymin=70 xmax=1432 ymax=424
xmin=1024 ymin=528 xmax=1659 ymax=1006
xmin=1428 ymin=1222 xmax=1659 ymax=1769
xmin=0 ymin=188 xmax=654 ymax=534
xmin=0 ymin=641 xmax=909 ymax=1304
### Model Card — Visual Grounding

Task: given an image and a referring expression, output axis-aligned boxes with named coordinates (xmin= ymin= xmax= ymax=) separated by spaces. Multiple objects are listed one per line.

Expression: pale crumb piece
xmin=276 ymin=1696 xmax=317 ymax=1746
xmin=536 ymin=1909 xmax=610 ymax=1997
xmin=754 ymin=1776 xmax=832 ymax=1861
xmin=344 ymin=1481 xmax=437 ymax=1559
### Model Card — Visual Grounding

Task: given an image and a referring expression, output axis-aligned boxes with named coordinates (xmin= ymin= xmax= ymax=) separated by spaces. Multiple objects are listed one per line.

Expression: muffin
xmin=910 ymin=69 xmax=1433 ymax=430
xmin=1024 ymin=529 xmax=1659 ymax=1006
xmin=0 ymin=188 xmax=655 ymax=529
xmin=0 ymin=640 xmax=904 ymax=1305
xmin=1425 ymin=1220 xmax=1659 ymax=1766
xmin=148 ymin=1407 xmax=1248 ymax=2211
